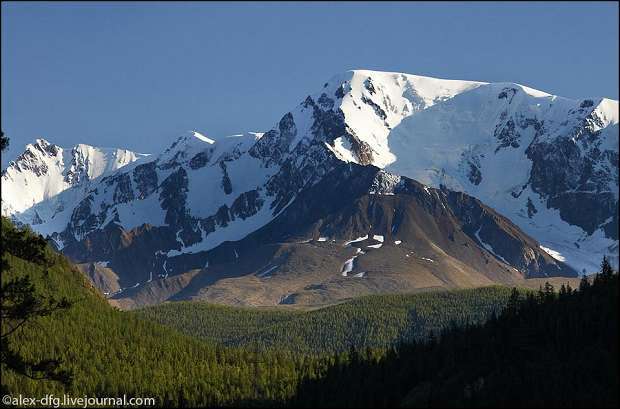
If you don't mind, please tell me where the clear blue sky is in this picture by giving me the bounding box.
[2,1,618,165]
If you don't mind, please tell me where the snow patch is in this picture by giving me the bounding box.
[539,245,566,262]
[257,265,278,278]
[344,235,368,246]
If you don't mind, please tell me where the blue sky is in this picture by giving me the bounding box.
[2,1,618,165]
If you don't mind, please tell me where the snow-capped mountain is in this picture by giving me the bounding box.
[2,69,616,307]
[1,138,147,218]
[251,69,618,273]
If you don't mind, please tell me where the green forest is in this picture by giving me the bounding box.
[1,217,618,407]
[292,266,619,408]
[134,286,515,354]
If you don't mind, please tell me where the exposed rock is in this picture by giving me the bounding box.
[220,162,233,194]
[133,161,158,200]
[230,190,264,220]
[189,150,211,169]
[159,168,188,226]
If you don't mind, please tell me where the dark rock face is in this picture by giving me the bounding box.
[214,205,231,227]
[220,162,233,194]
[309,102,346,142]
[348,133,374,165]
[494,114,543,153]
[335,85,345,99]
[69,195,102,239]
[468,162,482,186]
[498,87,518,102]
[495,119,520,150]
[112,173,135,204]
[189,150,212,170]
[548,192,617,238]
[264,141,337,215]
[230,190,263,220]
[133,161,158,199]
[528,139,584,196]
[159,168,188,226]
[364,77,377,95]
[249,112,298,165]
[318,93,335,110]
[9,148,50,177]
[361,95,387,121]
[526,125,618,239]
[580,99,594,108]
[526,197,537,218]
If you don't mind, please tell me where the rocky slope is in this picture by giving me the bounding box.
[2,69,615,307]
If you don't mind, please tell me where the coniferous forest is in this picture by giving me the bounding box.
[1,216,618,407]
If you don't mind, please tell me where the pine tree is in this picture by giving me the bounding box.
[1,133,73,387]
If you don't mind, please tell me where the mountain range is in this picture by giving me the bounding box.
[2,69,617,308]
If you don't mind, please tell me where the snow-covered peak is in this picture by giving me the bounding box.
[251,68,617,273]
[592,98,619,127]
[269,69,487,168]
[1,139,147,217]
[158,130,263,169]
[70,143,148,181]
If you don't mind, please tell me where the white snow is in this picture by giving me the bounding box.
[373,235,384,242]
[394,240,402,245]
[341,247,364,277]
[317,237,328,242]
[367,243,383,249]
[330,137,357,163]
[539,245,566,262]
[341,257,355,276]
[344,235,368,246]
[192,130,215,144]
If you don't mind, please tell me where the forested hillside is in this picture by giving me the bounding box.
[292,262,619,408]
[134,287,515,354]
[1,217,323,406]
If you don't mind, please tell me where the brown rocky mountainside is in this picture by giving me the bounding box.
[77,163,575,309]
